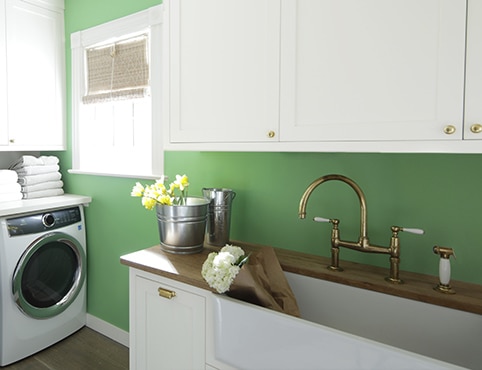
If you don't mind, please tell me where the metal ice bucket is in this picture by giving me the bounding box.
[156,197,209,254]
[202,188,236,246]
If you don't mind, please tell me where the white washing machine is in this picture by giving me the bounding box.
[0,205,87,366]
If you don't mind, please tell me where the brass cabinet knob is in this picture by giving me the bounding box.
[9,139,14,143]
[267,130,276,138]
[470,123,482,134]
[443,125,456,135]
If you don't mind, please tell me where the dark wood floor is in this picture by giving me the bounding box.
[2,327,128,370]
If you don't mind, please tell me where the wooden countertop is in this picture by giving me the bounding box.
[120,240,482,316]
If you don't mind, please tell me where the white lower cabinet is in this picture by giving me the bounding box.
[205,366,219,370]
[129,269,207,370]
[129,268,233,370]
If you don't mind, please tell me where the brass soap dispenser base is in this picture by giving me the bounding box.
[434,283,455,294]
[433,246,456,294]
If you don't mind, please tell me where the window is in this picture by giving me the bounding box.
[70,5,163,178]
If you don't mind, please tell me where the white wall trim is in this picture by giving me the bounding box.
[86,314,129,348]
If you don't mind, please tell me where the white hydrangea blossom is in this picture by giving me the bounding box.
[220,245,245,261]
[201,245,246,293]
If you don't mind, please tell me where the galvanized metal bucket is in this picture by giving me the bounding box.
[202,188,236,246]
[156,197,209,254]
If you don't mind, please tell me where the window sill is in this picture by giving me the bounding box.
[68,169,162,180]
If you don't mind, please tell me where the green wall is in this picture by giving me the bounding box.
[57,0,482,332]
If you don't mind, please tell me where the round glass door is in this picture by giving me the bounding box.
[12,232,86,319]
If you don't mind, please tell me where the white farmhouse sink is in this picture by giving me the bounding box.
[210,271,481,369]
[212,294,461,370]
[285,272,481,369]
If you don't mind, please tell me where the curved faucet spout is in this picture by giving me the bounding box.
[298,174,368,241]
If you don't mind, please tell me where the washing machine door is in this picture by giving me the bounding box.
[12,232,86,319]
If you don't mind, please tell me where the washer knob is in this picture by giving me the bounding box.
[42,213,55,227]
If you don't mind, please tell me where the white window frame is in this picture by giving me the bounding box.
[70,5,163,179]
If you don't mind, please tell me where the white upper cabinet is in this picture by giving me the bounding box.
[465,0,482,140]
[0,1,8,146]
[279,0,466,142]
[166,0,281,143]
[1,0,65,150]
[164,0,482,152]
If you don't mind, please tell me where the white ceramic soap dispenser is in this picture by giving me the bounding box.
[433,246,456,294]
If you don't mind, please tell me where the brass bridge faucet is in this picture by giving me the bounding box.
[298,174,424,284]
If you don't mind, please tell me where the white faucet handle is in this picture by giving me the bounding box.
[401,227,425,235]
[313,216,331,223]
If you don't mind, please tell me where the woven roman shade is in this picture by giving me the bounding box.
[83,34,149,104]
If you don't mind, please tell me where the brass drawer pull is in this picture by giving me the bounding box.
[158,287,176,299]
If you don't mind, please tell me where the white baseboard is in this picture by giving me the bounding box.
[86,314,129,348]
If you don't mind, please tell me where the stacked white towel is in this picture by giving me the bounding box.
[9,155,64,199]
[0,170,22,202]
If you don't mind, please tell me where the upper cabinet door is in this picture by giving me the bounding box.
[167,0,281,143]
[0,0,8,146]
[465,0,482,140]
[5,0,65,149]
[279,0,467,142]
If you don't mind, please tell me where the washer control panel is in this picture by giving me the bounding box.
[7,207,82,236]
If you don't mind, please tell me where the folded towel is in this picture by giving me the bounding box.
[9,155,59,169]
[0,192,23,202]
[21,181,63,193]
[0,170,18,184]
[15,164,60,176]
[22,188,64,199]
[17,172,62,185]
[0,183,21,194]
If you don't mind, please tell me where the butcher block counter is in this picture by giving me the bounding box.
[120,240,482,316]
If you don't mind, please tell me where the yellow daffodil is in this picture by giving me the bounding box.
[169,183,176,194]
[174,174,189,191]
[131,174,191,209]
[158,194,173,205]
[142,196,157,210]
[130,182,144,197]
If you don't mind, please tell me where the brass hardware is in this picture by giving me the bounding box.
[443,125,456,135]
[158,287,176,299]
[433,246,456,260]
[326,218,343,272]
[470,123,482,134]
[267,131,275,138]
[9,139,14,143]
[433,283,455,294]
[299,174,424,284]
